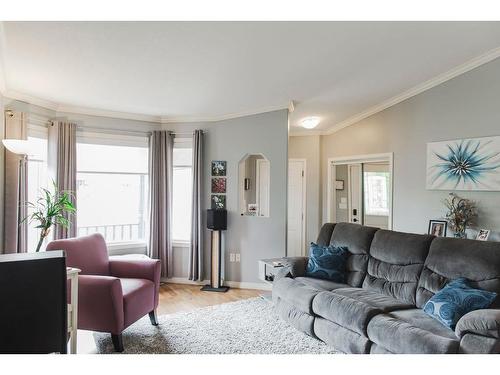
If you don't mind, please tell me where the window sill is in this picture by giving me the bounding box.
[173,240,190,248]
[107,241,147,251]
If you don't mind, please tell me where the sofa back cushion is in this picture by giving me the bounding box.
[416,237,500,308]
[329,223,379,287]
[316,223,336,246]
[363,230,434,305]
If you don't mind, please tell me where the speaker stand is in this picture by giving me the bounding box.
[201,229,230,293]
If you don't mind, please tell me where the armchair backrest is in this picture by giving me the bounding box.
[46,233,109,275]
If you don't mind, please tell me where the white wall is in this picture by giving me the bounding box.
[321,58,500,240]
[288,135,321,245]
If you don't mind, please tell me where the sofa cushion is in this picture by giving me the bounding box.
[423,278,497,329]
[316,223,336,247]
[312,288,413,336]
[362,230,434,305]
[314,317,371,354]
[294,277,349,291]
[416,237,500,308]
[367,308,460,354]
[305,243,348,282]
[329,223,379,287]
[272,277,348,314]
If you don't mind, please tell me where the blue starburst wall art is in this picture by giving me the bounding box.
[426,136,500,191]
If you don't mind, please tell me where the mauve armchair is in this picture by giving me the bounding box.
[46,233,161,352]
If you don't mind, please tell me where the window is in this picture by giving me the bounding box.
[363,171,390,216]
[172,138,193,243]
[27,135,49,252]
[76,140,149,244]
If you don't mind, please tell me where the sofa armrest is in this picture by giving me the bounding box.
[279,257,309,278]
[78,275,124,334]
[109,259,161,307]
[455,309,500,339]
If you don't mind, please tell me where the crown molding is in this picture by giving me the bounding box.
[323,46,500,135]
[3,87,289,124]
[289,129,324,137]
[159,104,289,124]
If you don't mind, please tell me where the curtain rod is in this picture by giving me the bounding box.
[75,125,204,137]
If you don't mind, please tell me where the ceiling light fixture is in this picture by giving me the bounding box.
[300,117,320,129]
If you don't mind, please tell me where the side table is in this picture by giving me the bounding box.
[67,267,81,354]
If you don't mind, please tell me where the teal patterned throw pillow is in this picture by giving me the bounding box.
[305,243,348,283]
[423,278,497,329]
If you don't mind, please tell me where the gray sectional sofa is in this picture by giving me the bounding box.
[272,222,500,354]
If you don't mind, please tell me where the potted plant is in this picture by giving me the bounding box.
[443,193,477,239]
[25,182,76,252]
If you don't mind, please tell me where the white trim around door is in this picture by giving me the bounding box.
[326,153,394,229]
[287,158,307,256]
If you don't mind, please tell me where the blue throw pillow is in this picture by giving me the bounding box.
[423,278,497,329]
[305,243,348,283]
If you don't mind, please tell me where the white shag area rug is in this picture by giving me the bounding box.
[94,297,337,354]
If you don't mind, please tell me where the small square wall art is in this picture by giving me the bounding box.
[211,194,226,210]
[212,177,226,194]
[211,160,227,176]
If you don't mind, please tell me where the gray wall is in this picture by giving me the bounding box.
[288,135,321,245]
[321,58,500,240]
[1,99,288,283]
[162,109,289,283]
[334,164,348,223]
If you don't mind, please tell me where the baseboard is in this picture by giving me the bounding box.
[162,277,272,291]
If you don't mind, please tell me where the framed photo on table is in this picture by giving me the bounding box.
[428,220,447,237]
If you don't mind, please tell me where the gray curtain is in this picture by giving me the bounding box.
[3,111,28,254]
[148,130,173,277]
[189,130,204,281]
[49,121,77,239]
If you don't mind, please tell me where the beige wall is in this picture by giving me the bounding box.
[288,135,321,245]
[321,58,500,240]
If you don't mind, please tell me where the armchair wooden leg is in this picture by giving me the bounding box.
[149,310,159,326]
[111,333,124,352]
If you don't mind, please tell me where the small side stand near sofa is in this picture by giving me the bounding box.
[272,222,500,354]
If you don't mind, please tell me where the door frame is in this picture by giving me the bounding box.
[326,153,393,229]
[347,163,363,224]
[288,158,307,256]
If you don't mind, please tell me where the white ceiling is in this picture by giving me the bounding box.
[2,22,500,133]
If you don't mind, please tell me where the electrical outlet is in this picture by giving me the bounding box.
[229,253,235,262]
[235,253,241,262]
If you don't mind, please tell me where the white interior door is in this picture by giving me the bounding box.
[348,163,362,225]
[256,159,270,217]
[287,160,306,256]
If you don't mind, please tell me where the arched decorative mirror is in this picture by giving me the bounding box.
[239,153,270,217]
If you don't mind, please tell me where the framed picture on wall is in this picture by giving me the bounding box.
[211,194,226,209]
[335,180,344,190]
[428,220,447,237]
[211,161,227,176]
[211,178,226,193]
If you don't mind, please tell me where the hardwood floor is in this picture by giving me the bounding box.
[157,282,264,315]
[77,282,264,353]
